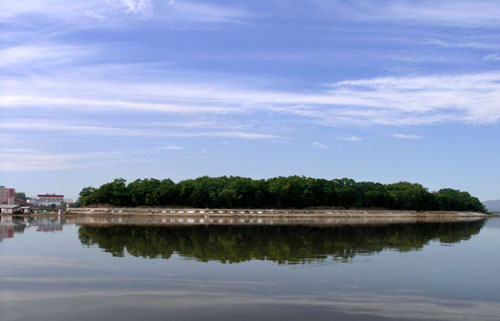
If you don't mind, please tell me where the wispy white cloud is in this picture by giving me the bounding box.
[323,72,500,125]
[386,53,464,65]
[168,1,248,23]
[0,44,95,68]
[339,136,362,142]
[122,0,153,16]
[336,0,500,28]
[149,121,250,130]
[483,54,500,62]
[422,39,500,50]
[392,133,423,140]
[0,0,249,28]
[0,148,39,153]
[0,121,281,140]
[2,70,500,127]
[312,141,328,149]
[0,149,93,172]
[0,148,154,172]
[154,145,184,151]
[0,95,236,114]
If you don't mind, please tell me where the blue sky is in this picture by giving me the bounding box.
[0,0,499,201]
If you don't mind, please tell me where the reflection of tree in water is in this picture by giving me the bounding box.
[12,224,26,234]
[78,221,485,264]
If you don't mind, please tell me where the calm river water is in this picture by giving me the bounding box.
[1,216,500,321]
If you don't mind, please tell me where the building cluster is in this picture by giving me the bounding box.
[0,185,74,214]
[28,194,65,207]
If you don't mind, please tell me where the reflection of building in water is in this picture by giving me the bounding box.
[0,215,31,240]
[34,220,63,232]
[0,215,13,223]
[0,224,14,240]
[0,215,63,240]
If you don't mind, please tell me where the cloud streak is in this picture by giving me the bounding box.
[484,54,500,62]
[392,133,423,140]
[0,121,281,140]
[312,142,328,149]
[154,145,184,151]
[339,136,362,142]
[0,0,249,29]
[0,148,158,172]
[0,44,95,69]
[2,69,499,127]
[0,149,108,172]
[336,0,500,28]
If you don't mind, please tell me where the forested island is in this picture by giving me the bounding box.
[78,176,486,212]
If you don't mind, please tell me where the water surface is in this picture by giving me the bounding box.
[1,216,499,320]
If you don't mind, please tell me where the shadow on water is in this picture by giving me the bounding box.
[78,219,486,264]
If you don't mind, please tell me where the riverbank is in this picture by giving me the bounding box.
[63,213,489,227]
[66,207,487,218]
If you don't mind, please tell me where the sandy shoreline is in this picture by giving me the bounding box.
[62,214,487,227]
[66,207,487,217]
[64,207,489,224]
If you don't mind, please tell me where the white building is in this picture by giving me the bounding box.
[29,194,65,207]
[0,204,20,214]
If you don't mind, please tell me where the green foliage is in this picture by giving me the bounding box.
[15,192,27,201]
[434,188,486,212]
[109,178,129,206]
[77,176,487,212]
[78,186,97,206]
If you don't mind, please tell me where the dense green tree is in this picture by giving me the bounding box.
[15,192,27,201]
[332,178,357,208]
[79,187,97,206]
[386,182,429,210]
[268,176,291,208]
[77,176,487,212]
[94,182,114,205]
[218,188,238,208]
[150,179,178,206]
[128,178,161,206]
[110,178,130,206]
[434,189,485,212]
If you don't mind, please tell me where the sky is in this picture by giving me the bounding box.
[0,0,499,201]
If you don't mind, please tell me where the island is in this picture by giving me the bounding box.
[64,176,490,220]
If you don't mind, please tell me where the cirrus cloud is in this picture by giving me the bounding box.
[392,133,423,140]
[2,69,500,127]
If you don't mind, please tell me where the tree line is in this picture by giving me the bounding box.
[78,176,486,212]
